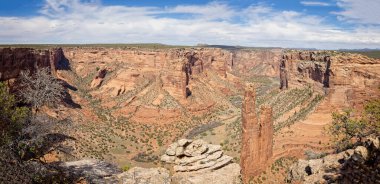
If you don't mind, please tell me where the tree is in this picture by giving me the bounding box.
[18,68,65,112]
[329,99,380,152]
[0,82,29,145]
[363,99,380,133]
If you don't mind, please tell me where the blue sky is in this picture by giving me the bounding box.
[0,0,379,49]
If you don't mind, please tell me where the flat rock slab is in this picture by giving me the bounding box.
[61,159,122,183]
[112,167,171,184]
[172,163,241,184]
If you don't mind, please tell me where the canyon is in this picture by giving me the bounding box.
[1,45,379,183]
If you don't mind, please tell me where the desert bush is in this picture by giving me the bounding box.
[329,99,380,151]
[0,82,29,145]
[0,82,76,183]
[17,68,65,112]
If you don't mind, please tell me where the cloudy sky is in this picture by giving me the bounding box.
[0,0,379,49]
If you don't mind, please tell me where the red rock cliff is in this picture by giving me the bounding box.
[280,51,380,111]
[280,51,331,90]
[0,47,64,81]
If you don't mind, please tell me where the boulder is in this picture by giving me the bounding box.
[160,154,176,164]
[165,142,178,156]
[353,146,368,161]
[184,139,208,157]
[175,146,185,156]
[178,139,192,147]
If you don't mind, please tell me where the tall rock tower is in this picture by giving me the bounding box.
[280,55,288,89]
[240,83,274,183]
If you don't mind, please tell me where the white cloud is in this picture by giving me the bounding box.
[167,2,235,20]
[0,0,379,49]
[335,0,380,25]
[300,1,331,6]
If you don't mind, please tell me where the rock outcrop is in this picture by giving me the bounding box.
[90,68,107,88]
[240,84,274,183]
[287,136,380,184]
[0,47,64,81]
[60,159,122,183]
[161,139,241,183]
[172,163,241,184]
[109,167,170,184]
[60,159,171,184]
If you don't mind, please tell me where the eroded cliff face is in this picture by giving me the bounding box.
[240,84,274,183]
[0,47,64,81]
[280,51,380,111]
[231,49,281,78]
[59,47,281,125]
[280,51,331,90]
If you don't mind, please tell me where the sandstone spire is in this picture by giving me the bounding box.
[240,84,274,183]
[280,55,288,89]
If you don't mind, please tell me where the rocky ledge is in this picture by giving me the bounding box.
[60,159,171,184]
[161,139,241,184]
[287,136,380,184]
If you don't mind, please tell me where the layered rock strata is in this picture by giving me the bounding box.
[280,51,331,90]
[0,47,64,81]
[240,84,274,183]
[161,139,241,183]
[280,51,380,112]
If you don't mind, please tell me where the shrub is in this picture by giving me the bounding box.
[0,82,29,145]
[122,165,131,171]
[329,99,380,151]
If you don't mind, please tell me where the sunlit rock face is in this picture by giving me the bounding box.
[281,51,380,111]
[240,83,274,183]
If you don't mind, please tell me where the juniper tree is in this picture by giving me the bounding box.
[18,68,65,112]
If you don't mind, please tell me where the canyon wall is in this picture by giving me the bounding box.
[280,51,331,90]
[240,84,274,183]
[231,49,282,77]
[0,47,64,81]
[280,51,380,110]
[59,47,281,123]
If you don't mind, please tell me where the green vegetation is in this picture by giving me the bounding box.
[0,82,29,145]
[122,164,131,172]
[275,94,323,132]
[328,99,380,151]
[346,50,380,59]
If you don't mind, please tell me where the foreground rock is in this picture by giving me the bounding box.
[107,167,170,184]
[172,163,241,184]
[287,136,380,183]
[61,159,122,183]
[161,139,241,183]
[61,160,170,184]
